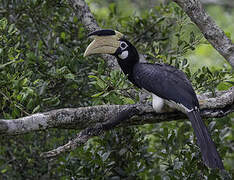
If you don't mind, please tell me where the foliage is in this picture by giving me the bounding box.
[88,67,136,105]
[0,0,233,179]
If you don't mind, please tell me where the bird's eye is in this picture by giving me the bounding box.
[120,42,128,49]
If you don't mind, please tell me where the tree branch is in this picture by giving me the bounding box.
[42,87,234,158]
[41,106,139,158]
[67,0,99,33]
[173,0,234,68]
[0,87,233,136]
[1,0,232,140]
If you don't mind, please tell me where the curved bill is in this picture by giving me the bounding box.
[84,30,123,57]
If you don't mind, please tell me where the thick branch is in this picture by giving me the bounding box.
[173,0,234,68]
[67,0,99,33]
[0,88,233,136]
[42,87,234,158]
[41,106,139,158]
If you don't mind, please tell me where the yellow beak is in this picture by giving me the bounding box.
[84,31,123,57]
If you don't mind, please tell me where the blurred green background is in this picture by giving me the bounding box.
[0,0,233,179]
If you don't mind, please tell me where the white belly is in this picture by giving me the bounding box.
[152,93,193,113]
[152,94,165,113]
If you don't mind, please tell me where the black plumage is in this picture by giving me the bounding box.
[115,38,224,169]
[84,29,224,169]
[132,63,198,111]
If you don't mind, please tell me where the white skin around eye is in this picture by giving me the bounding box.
[120,41,128,49]
[118,50,129,59]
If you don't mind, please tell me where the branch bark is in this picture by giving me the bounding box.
[173,0,234,68]
[41,106,139,158]
[41,86,234,158]
[67,0,99,33]
[1,87,233,136]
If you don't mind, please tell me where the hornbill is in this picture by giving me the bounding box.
[84,29,224,169]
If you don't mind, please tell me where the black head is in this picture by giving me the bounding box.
[113,37,139,61]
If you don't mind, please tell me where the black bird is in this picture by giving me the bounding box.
[84,29,224,169]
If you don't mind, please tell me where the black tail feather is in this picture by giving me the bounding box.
[187,110,224,169]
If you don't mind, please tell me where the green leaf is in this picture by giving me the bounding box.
[32,105,40,113]
[0,18,7,30]
[39,82,48,95]
[122,97,135,104]
[0,60,16,70]
[88,75,98,79]
[61,32,66,40]
[96,79,106,89]
[64,73,75,80]
[1,168,7,173]
[27,99,34,110]
[13,107,20,117]
[101,92,110,97]
[101,151,111,162]
[225,81,234,85]
[225,31,231,39]
[8,24,15,34]
[91,92,104,97]
[119,148,127,156]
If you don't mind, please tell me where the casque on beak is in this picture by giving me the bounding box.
[84,30,124,57]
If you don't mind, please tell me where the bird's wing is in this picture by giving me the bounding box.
[132,63,199,111]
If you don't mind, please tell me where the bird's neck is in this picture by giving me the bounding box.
[117,55,139,83]
[117,58,138,75]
